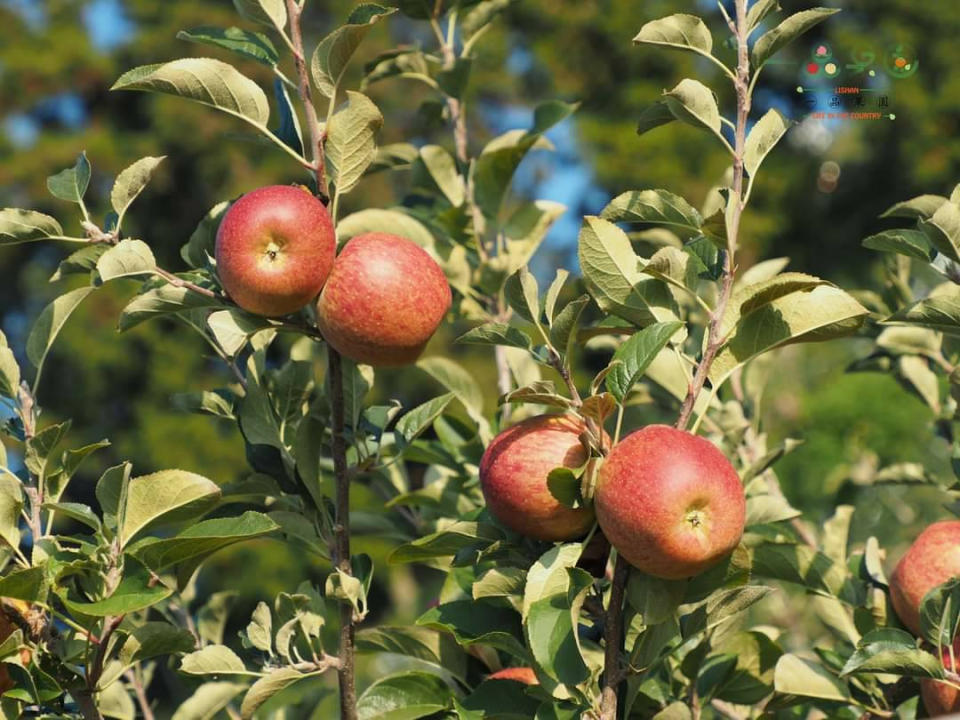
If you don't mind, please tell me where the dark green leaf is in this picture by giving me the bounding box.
[606,321,683,402]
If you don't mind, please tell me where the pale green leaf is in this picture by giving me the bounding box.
[111,156,166,225]
[326,91,383,195]
[119,469,221,547]
[633,14,713,56]
[96,239,157,282]
[310,4,396,98]
[752,8,841,69]
[744,109,791,177]
[177,26,279,66]
[181,645,250,676]
[47,152,91,205]
[0,208,64,245]
[600,189,702,239]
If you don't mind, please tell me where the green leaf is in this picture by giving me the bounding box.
[119,469,221,547]
[394,393,454,448]
[172,682,248,720]
[310,4,396,98]
[881,194,948,220]
[746,0,780,35]
[207,309,270,357]
[456,323,531,350]
[42,501,100,532]
[601,189,703,239]
[0,475,23,550]
[112,59,270,129]
[862,229,935,261]
[886,287,960,335]
[356,671,454,720]
[633,14,714,58]
[840,628,943,678]
[240,668,312,719]
[919,578,960,650]
[636,101,676,137]
[388,521,502,564]
[177,26,279,66]
[357,626,468,682]
[0,331,20,401]
[119,284,223,331]
[752,8,841,69]
[232,0,287,29]
[47,152,91,205]
[744,109,791,177]
[326,91,383,195]
[60,562,172,616]
[96,239,157,282]
[128,511,278,572]
[549,295,590,361]
[26,286,95,382]
[245,601,273,654]
[462,0,514,38]
[118,622,197,667]
[460,677,540,719]
[50,244,107,283]
[627,571,687,626]
[773,654,850,702]
[0,566,47,603]
[416,145,465,206]
[0,208,64,245]
[111,156,166,226]
[663,79,729,150]
[96,462,131,532]
[711,284,867,384]
[416,357,487,431]
[182,200,230,268]
[606,321,683,403]
[504,267,541,325]
[921,198,960,262]
[181,645,250,675]
[543,269,569,324]
[577,216,679,327]
[417,600,526,659]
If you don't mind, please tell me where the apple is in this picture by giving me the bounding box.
[215,185,335,317]
[921,638,960,717]
[317,232,451,366]
[480,414,596,542]
[889,520,960,636]
[594,425,745,580]
[487,667,538,685]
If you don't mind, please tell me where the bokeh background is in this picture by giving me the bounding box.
[1,0,958,713]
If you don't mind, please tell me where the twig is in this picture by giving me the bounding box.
[599,556,628,720]
[124,667,156,720]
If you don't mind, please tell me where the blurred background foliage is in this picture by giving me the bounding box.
[0,0,958,712]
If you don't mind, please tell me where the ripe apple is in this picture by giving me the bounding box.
[480,414,596,542]
[215,185,335,317]
[317,232,451,366]
[921,638,960,717]
[889,520,960,636]
[594,425,745,580]
[487,667,538,685]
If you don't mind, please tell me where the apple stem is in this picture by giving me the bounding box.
[600,2,752,717]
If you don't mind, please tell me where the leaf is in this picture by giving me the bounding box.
[60,562,172,616]
[128,511,278,572]
[627,571,687,625]
[96,239,157,282]
[862,229,935,261]
[172,682,247,720]
[394,394,454,448]
[462,0,514,37]
[388,521,502,564]
[546,468,582,509]
[356,671,454,720]
[47,152,91,205]
[840,628,943,678]
[710,284,867,383]
[112,58,270,128]
[921,199,960,263]
[919,578,960,650]
[416,145,465,206]
[207,309,270,357]
[42,501,101,532]
[311,4,396,98]
[744,109,791,177]
[752,8,841,69]
[578,216,679,327]
[181,645,250,676]
[177,26,279,66]
[119,469,221,547]
[633,14,714,59]
[746,0,780,35]
[504,267,541,324]
[118,622,197,668]
[110,156,166,226]
[606,321,683,402]
[416,357,486,428]
[663,79,728,150]
[0,208,64,245]
[0,331,19,400]
[549,296,590,361]
[232,0,287,29]
[119,284,223,331]
[357,626,467,682]
[0,476,23,550]
[881,194,948,220]
[326,91,383,195]
[417,600,526,658]
[26,286,95,379]
[240,668,311,719]
[245,601,273,654]
[0,566,47,602]
[526,566,593,692]
[456,323,531,349]
[600,189,702,239]
[773,654,850,702]
[543,269,569,324]
[636,101,676,137]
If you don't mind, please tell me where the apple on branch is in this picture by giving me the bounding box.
[889,520,960,636]
[215,185,336,317]
[317,232,451,367]
[594,425,746,580]
[480,414,596,542]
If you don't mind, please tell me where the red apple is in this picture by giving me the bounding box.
[922,639,960,717]
[215,185,335,317]
[594,425,745,580]
[480,414,596,542]
[487,667,538,685]
[889,521,960,636]
[317,233,451,366]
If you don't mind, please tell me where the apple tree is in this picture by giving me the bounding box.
[0,0,958,718]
